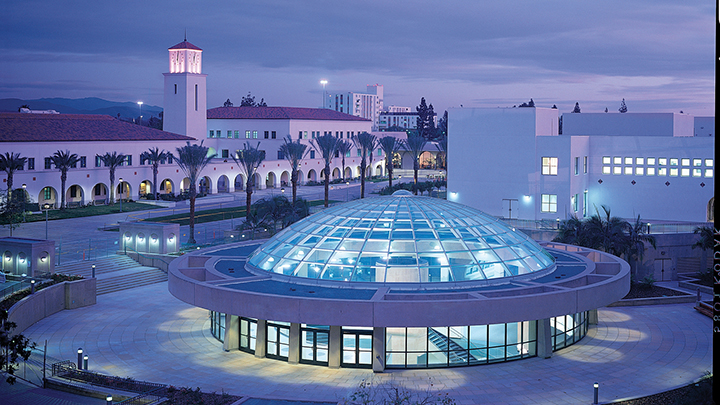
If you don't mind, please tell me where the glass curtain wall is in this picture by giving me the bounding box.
[239,317,258,354]
[266,321,291,360]
[300,325,329,365]
[210,311,225,343]
[551,312,588,351]
[342,327,373,368]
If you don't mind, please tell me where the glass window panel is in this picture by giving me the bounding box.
[352,266,377,282]
[391,230,414,239]
[613,156,622,164]
[449,326,469,349]
[670,168,678,176]
[406,328,427,351]
[367,230,390,240]
[658,168,667,176]
[635,167,644,175]
[624,167,632,175]
[339,239,365,251]
[343,351,356,363]
[285,246,309,261]
[386,328,406,351]
[440,240,466,252]
[647,157,656,165]
[274,259,299,275]
[613,166,621,175]
[705,159,713,166]
[302,347,314,360]
[321,265,353,281]
[705,169,713,177]
[624,157,632,164]
[329,251,360,265]
[488,347,505,362]
[488,324,505,347]
[363,240,389,252]
[469,349,487,364]
[405,352,425,367]
[316,349,328,362]
[635,157,644,165]
[602,166,611,174]
[390,240,415,251]
[681,158,690,166]
[647,167,655,176]
[317,237,342,250]
[693,159,702,167]
[386,352,406,366]
[670,158,678,166]
[602,156,611,164]
[681,168,690,177]
[658,158,667,165]
[427,351,448,366]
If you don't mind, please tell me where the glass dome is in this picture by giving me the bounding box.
[246,191,555,283]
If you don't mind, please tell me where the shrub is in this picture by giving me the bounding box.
[639,274,656,289]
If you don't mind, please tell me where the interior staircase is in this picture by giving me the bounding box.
[55,254,167,295]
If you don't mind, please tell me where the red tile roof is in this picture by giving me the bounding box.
[0,113,195,142]
[169,41,202,51]
[207,106,371,122]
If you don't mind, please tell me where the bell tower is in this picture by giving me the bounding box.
[163,39,207,138]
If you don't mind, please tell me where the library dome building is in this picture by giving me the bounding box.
[168,191,630,371]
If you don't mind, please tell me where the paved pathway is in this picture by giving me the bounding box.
[20,282,712,405]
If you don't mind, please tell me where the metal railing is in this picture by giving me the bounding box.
[55,236,120,265]
[501,218,710,235]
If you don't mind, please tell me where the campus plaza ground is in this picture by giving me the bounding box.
[2,178,714,404]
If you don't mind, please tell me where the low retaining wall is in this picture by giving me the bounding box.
[608,294,695,307]
[45,378,134,402]
[678,280,711,295]
[8,278,96,333]
[124,251,173,272]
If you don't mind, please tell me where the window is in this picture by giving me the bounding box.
[541,157,558,175]
[253,130,258,139]
[583,156,588,173]
[681,158,690,166]
[221,149,229,159]
[298,131,302,140]
[635,157,644,165]
[669,158,678,166]
[377,149,382,156]
[635,167,643,175]
[95,156,101,167]
[583,190,588,216]
[541,194,557,213]
[647,167,656,176]
[233,130,238,139]
[45,157,52,170]
[167,154,173,164]
[70,159,77,168]
[209,130,214,138]
[624,167,632,175]
[624,157,632,165]
[658,158,667,166]
[693,159,702,167]
[264,131,269,139]
[613,167,621,175]
[304,131,308,139]
[246,130,251,139]
[705,159,713,166]
[27,158,34,170]
[126,155,132,166]
[681,168,690,177]
[310,150,315,159]
[195,84,198,111]
[705,169,713,177]
[17,160,24,170]
[357,149,362,157]
[647,157,656,165]
[571,194,578,212]
[227,130,232,139]
[278,150,285,160]
[669,168,678,176]
[574,157,579,175]
[693,168,702,177]
[271,131,276,139]
[602,156,611,165]
[174,84,177,94]
[43,187,52,200]
[613,157,622,165]
[658,168,667,176]
[602,166,611,174]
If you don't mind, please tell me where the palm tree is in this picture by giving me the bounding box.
[140,147,171,199]
[553,215,589,247]
[352,132,377,199]
[175,142,216,244]
[278,136,307,203]
[311,134,339,207]
[232,142,266,219]
[336,139,353,182]
[378,136,402,189]
[585,205,630,257]
[626,215,657,279]
[0,152,27,200]
[403,132,428,195]
[692,226,713,250]
[96,152,127,205]
[50,150,79,210]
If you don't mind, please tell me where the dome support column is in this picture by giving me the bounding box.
[222,314,239,351]
[328,325,342,368]
[537,318,553,359]
[255,319,267,358]
[372,327,385,373]
[288,323,300,364]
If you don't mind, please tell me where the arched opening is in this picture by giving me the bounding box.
[392,152,402,169]
[217,175,229,193]
[375,164,383,177]
[344,167,352,180]
[253,173,262,189]
[280,171,290,187]
[37,250,51,273]
[307,169,317,183]
[140,180,152,198]
[297,170,305,185]
[199,176,212,195]
[419,151,435,169]
[92,183,107,205]
[66,184,85,206]
[181,177,191,193]
[38,186,58,208]
[116,181,130,202]
[160,178,174,195]
[266,172,276,188]
[332,167,341,180]
[234,174,245,191]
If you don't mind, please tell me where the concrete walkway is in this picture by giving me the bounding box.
[20,282,712,405]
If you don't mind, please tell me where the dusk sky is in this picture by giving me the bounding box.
[1,1,715,116]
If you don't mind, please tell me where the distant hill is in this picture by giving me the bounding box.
[0,97,163,120]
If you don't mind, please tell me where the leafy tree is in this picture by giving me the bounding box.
[278,136,307,203]
[254,195,310,233]
[311,134,339,207]
[352,132,378,199]
[436,110,448,138]
[0,152,27,200]
[336,140,352,182]
[96,152,128,205]
[140,148,171,199]
[553,215,589,247]
[175,142,216,244]
[378,136,402,189]
[50,150,79,210]
[415,97,437,141]
[572,102,581,113]
[605,107,609,113]
[240,92,267,107]
[619,98,627,113]
[0,189,30,236]
[223,99,234,107]
[1,309,35,385]
[626,215,656,279]
[233,142,266,220]
[585,205,630,257]
[147,115,163,130]
[551,104,557,109]
[518,99,535,107]
[692,226,714,250]
[403,132,428,195]
[17,104,30,112]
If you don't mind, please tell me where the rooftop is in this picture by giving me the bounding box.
[168,40,202,51]
[0,112,195,142]
[207,106,371,121]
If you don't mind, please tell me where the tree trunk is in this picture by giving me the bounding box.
[387,157,393,189]
[246,179,253,220]
[152,163,159,198]
[324,164,330,207]
[291,169,298,204]
[413,161,419,195]
[360,160,366,199]
[60,171,67,210]
[109,171,116,205]
[188,192,197,244]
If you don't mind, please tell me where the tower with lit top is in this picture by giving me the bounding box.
[163,39,207,138]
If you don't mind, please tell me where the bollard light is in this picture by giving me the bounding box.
[92,264,96,278]
[83,355,88,370]
[31,279,35,294]
[77,348,83,369]
[593,382,599,404]
[107,394,113,404]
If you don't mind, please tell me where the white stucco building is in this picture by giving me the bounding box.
[323,84,384,130]
[447,107,714,223]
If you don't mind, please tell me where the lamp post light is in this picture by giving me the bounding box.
[21,184,27,222]
[77,348,83,369]
[106,394,113,405]
[593,382,599,404]
[118,178,123,212]
[30,279,35,294]
[320,79,328,108]
[83,355,89,370]
[92,264,96,278]
[137,101,143,125]
[43,203,50,240]
[346,181,350,201]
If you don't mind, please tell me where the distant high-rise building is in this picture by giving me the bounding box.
[323,84,383,130]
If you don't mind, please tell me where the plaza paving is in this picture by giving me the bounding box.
[20,281,712,405]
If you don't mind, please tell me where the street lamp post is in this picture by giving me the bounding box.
[346,181,350,201]
[118,178,123,212]
[43,203,50,239]
[320,80,328,108]
[137,101,143,125]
